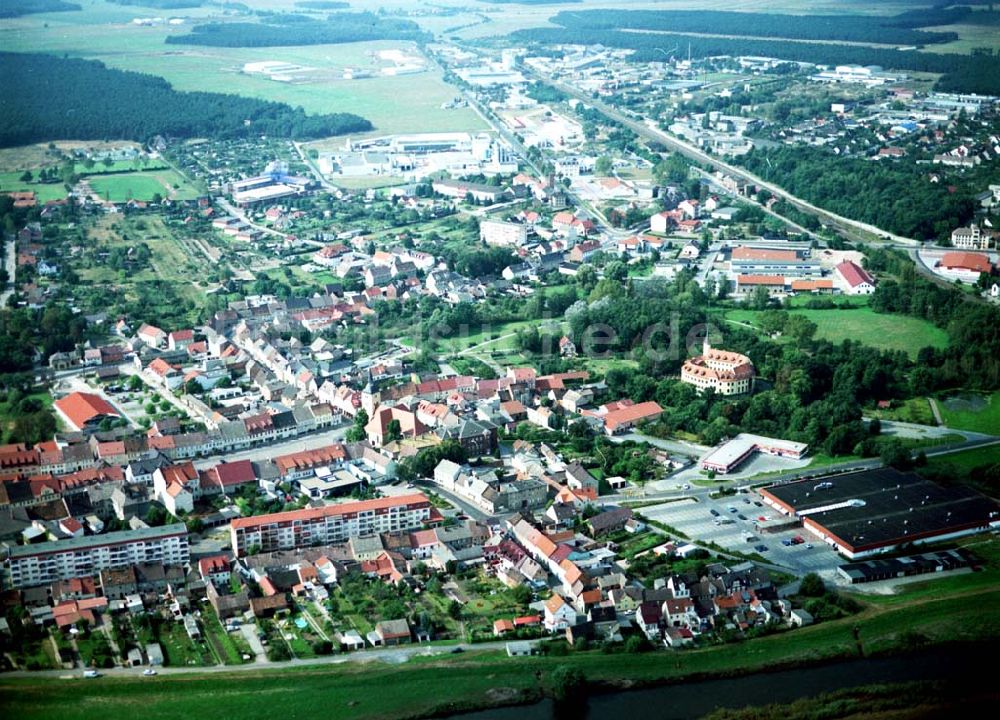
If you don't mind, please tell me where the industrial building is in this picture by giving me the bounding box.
[700,433,808,474]
[760,468,1000,559]
[837,548,976,584]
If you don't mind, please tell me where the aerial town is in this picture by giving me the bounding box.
[1,1,999,719]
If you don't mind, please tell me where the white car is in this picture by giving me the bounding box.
[142,669,157,676]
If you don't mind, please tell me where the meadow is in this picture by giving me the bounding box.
[725,305,949,360]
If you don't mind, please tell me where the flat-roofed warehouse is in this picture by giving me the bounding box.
[759,468,1000,559]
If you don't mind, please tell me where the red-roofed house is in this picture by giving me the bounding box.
[939,252,993,281]
[168,329,195,351]
[200,460,257,495]
[53,392,121,432]
[198,555,232,586]
[835,260,876,295]
[603,401,663,435]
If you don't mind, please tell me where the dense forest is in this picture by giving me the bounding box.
[166,12,429,47]
[293,1,349,8]
[737,146,976,241]
[544,9,960,46]
[866,247,1000,391]
[0,0,79,17]
[0,53,372,147]
[512,25,1000,95]
[106,0,203,8]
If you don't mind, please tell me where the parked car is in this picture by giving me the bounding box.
[737,513,747,521]
[142,669,157,676]
[710,509,720,517]
[781,539,793,547]
[805,543,814,549]
[83,670,100,679]
[754,544,769,552]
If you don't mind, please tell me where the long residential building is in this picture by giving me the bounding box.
[230,493,441,556]
[2,523,189,589]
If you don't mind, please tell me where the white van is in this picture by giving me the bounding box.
[83,670,100,678]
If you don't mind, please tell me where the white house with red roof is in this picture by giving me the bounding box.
[137,323,167,348]
[835,260,876,295]
[167,329,195,351]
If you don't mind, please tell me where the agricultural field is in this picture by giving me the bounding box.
[2,5,485,138]
[936,391,1000,435]
[725,306,949,360]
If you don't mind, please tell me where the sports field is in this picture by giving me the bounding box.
[726,306,948,360]
[87,169,200,202]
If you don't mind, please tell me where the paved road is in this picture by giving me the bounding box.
[3,641,509,679]
[192,425,351,469]
[0,236,15,305]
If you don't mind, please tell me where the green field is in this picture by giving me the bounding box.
[2,8,486,138]
[0,172,69,203]
[87,169,200,202]
[924,444,1000,475]
[936,391,1000,434]
[726,306,948,360]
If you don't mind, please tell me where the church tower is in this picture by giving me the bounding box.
[361,368,380,417]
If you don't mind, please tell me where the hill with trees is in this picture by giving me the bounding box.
[0,52,372,147]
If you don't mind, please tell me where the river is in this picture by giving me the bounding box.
[452,644,987,720]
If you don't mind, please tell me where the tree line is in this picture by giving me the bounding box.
[165,12,428,47]
[0,53,372,147]
[866,247,1000,391]
[545,9,960,46]
[737,145,976,241]
[0,0,79,18]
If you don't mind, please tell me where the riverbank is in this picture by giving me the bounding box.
[2,574,997,720]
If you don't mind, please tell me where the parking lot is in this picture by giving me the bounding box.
[641,491,846,582]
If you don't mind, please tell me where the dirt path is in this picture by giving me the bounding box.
[928,397,945,427]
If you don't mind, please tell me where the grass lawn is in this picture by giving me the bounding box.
[0,388,55,439]
[936,391,1000,434]
[923,444,1000,475]
[725,306,948,360]
[157,621,212,668]
[0,172,69,203]
[871,397,935,426]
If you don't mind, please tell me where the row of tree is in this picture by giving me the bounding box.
[545,8,960,45]
[0,53,372,147]
[166,12,428,47]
